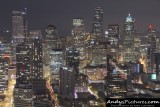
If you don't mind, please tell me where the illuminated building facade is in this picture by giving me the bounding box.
[29,30,42,40]
[134,33,141,60]
[74,74,88,93]
[123,13,135,62]
[12,10,27,45]
[91,41,109,65]
[0,41,11,61]
[31,39,43,80]
[50,49,65,93]
[50,49,64,75]
[108,24,119,59]
[92,6,103,40]
[14,85,32,107]
[66,48,80,75]
[43,25,58,65]
[106,69,127,98]
[71,18,85,64]
[59,67,75,99]
[43,25,58,77]
[15,43,31,85]
[0,58,9,93]
[147,26,157,73]
[153,52,160,77]
[83,65,107,82]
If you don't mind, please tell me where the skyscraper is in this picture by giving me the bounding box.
[124,14,135,32]
[43,25,59,79]
[43,25,58,65]
[108,24,119,47]
[14,43,32,107]
[29,30,42,40]
[123,13,135,62]
[66,48,80,75]
[106,68,127,98]
[92,7,103,40]
[15,43,31,85]
[0,58,9,94]
[147,26,157,73]
[108,24,119,59]
[72,18,85,60]
[59,67,76,99]
[12,10,27,45]
[31,39,43,80]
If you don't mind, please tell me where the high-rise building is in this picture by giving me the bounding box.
[0,58,9,94]
[15,43,31,85]
[106,69,127,98]
[123,13,135,62]
[59,67,76,99]
[108,24,119,59]
[29,30,42,40]
[31,39,43,80]
[66,48,80,75]
[92,6,103,40]
[43,25,59,78]
[14,84,32,107]
[71,18,85,61]
[43,25,58,65]
[147,26,157,73]
[90,41,109,65]
[50,49,65,93]
[12,10,27,45]
[108,24,119,47]
[153,51,160,77]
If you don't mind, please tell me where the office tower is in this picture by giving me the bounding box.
[83,65,107,81]
[66,48,80,75]
[153,52,160,78]
[59,67,75,99]
[12,10,27,45]
[29,30,42,40]
[92,6,103,40]
[106,69,127,98]
[43,25,58,65]
[32,79,52,107]
[50,49,64,76]
[50,49,65,94]
[147,26,157,73]
[31,39,43,80]
[14,43,33,107]
[75,74,88,93]
[108,24,119,59]
[0,40,12,61]
[43,25,58,78]
[134,33,141,60]
[123,13,135,62]
[90,41,109,65]
[15,43,31,85]
[71,18,85,68]
[108,24,119,47]
[0,58,9,94]
[14,86,32,107]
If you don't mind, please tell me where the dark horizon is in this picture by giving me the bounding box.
[0,0,160,36]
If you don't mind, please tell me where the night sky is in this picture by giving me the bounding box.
[0,0,160,36]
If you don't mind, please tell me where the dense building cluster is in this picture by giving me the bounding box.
[0,6,160,107]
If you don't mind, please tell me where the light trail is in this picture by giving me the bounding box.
[46,80,60,107]
[88,86,99,99]
[3,79,16,107]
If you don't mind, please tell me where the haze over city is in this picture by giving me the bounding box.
[0,0,160,107]
[0,0,160,35]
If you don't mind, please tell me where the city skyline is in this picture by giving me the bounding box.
[1,1,160,106]
[0,0,160,36]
